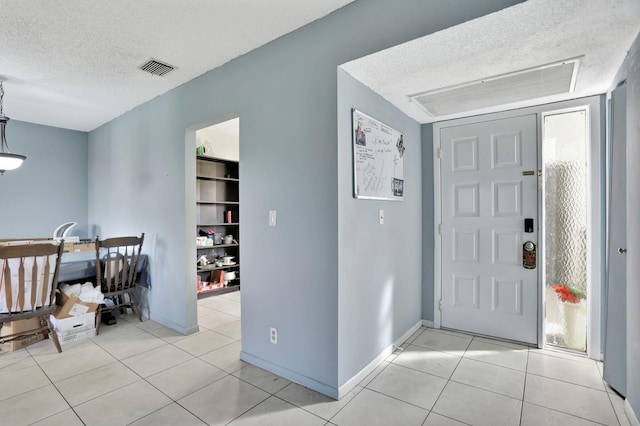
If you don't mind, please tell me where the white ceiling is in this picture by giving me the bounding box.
[341,0,640,124]
[0,0,353,131]
[2,1,638,133]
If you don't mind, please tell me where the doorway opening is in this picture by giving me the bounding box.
[542,108,589,352]
[194,117,241,301]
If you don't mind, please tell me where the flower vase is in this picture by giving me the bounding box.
[563,300,587,351]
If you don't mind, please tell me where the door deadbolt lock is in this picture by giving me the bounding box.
[523,241,536,269]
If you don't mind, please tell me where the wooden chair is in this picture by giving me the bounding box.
[94,233,144,335]
[0,242,64,353]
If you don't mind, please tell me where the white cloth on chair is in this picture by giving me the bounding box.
[59,282,105,304]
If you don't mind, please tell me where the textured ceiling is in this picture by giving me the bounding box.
[341,0,640,124]
[0,0,353,131]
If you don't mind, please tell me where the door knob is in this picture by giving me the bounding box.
[618,248,627,254]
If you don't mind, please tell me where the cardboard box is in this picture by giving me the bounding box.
[50,309,95,332]
[63,242,95,252]
[56,328,95,344]
[0,317,46,351]
[51,303,96,344]
[55,293,99,318]
[56,324,94,337]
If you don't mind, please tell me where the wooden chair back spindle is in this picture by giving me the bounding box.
[94,233,144,335]
[0,242,64,352]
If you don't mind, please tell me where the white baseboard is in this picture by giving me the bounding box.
[625,399,640,426]
[240,320,424,401]
[422,319,434,328]
[337,343,392,399]
[150,314,199,335]
[241,351,338,399]
[337,320,423,399]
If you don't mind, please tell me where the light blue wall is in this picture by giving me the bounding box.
[337,69,422,386]
[0,120,88,239]
[609,32,640,421]
[88,0,525,396]
[421,124,435,321]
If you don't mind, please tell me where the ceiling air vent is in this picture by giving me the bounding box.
[139,59,176,77]
[409,58,581,117]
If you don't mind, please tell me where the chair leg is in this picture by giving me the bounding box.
[46,316,62,353]
[128,291,143,322]
[95,310,102,336]
[130,303,143,322]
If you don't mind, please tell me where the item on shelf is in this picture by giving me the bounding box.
[196,236,213,247]
[214,259,223,267]
[225,210,232,223]
[224,271,236,281]
[214,234,223,245]
[222,255,235,264]
[196,142,211,156]
[198,255,209,267]
[223,235,233,244]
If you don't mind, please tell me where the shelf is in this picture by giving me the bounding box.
[197,263,240,272]
[197,155,238,165]
[196,175,239,182]
[196,153,240,298]
[197,201,239,205]
[197,283,240,299]
[196,243,239,250]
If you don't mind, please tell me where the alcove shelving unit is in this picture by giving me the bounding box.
[196,156,240,298]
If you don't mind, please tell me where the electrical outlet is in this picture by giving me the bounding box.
[269,210,277,227]
[270,327,278,344]
[378,209,384,225]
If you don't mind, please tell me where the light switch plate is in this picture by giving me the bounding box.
[379,209,384,225]
[269,210,277,227]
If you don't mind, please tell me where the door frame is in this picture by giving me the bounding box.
[433,96,603,358]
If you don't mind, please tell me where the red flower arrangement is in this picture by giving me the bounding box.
[550,284,586,304]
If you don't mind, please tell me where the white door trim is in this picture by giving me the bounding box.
[433,141,442,329]
[433,96,603,357]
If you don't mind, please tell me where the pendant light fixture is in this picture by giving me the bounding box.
[0,81,26,175]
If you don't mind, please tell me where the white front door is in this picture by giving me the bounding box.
[439,114,538,344]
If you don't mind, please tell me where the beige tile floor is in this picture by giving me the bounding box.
[0,291,632,425]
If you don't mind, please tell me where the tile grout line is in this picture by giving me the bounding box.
[459,351,529,374]
[423,333,473,424]
[68,314,226,423]
[27,349,87,425]
[51,326,172,424]
[268,393,333,425]
[125,304,243,425]
[523,348,619,425]
[518,346,531,426]
[5,300,241,425]
[523,400,610,425]
[604,385,627,426]
[525,370,611,393]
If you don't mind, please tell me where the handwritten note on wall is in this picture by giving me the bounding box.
[352,109,405,200]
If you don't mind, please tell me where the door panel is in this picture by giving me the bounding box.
[440,115,538,344]
[604,83,627,396]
